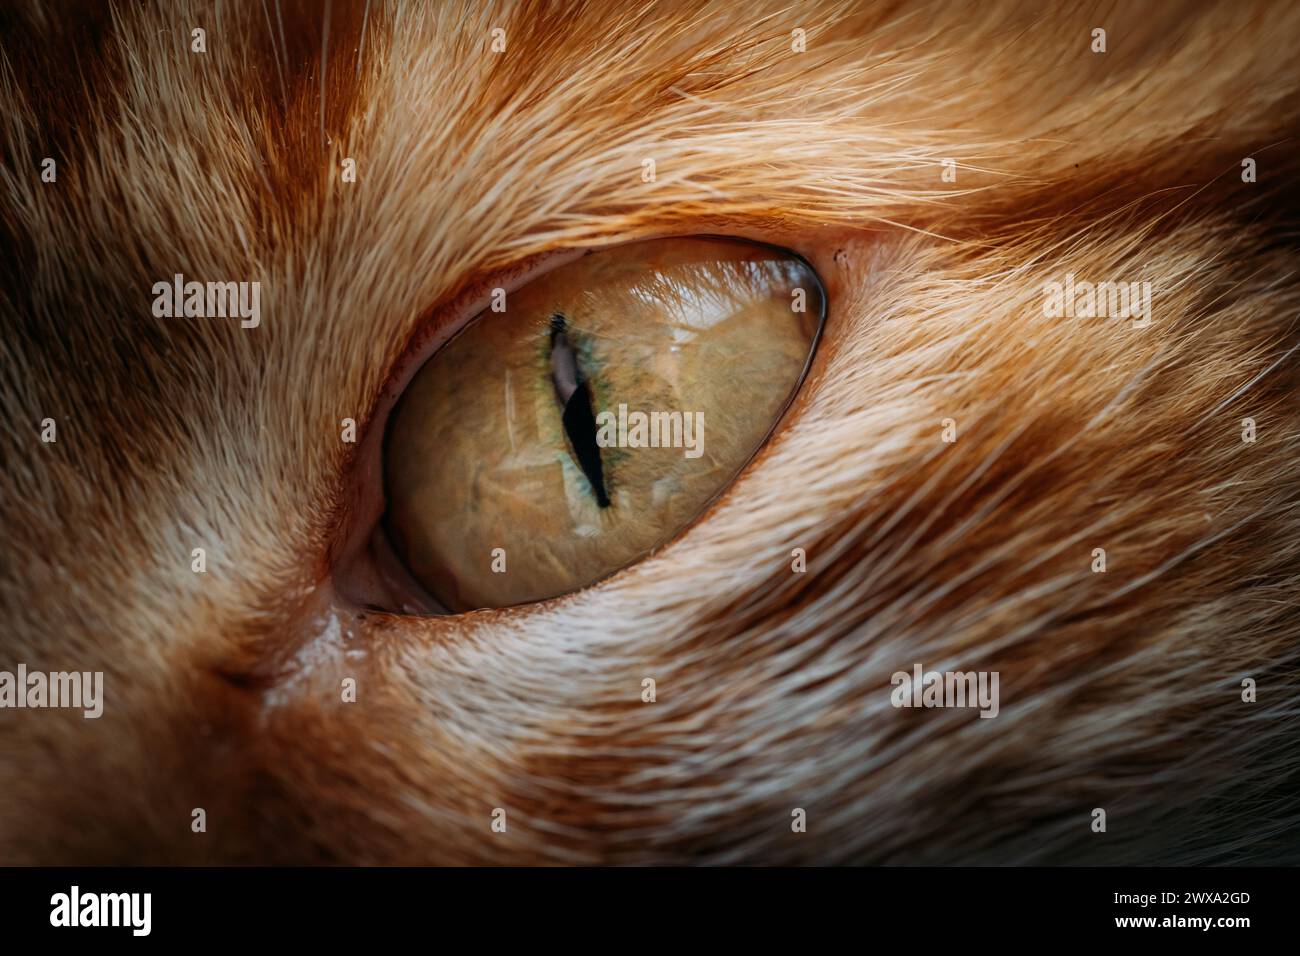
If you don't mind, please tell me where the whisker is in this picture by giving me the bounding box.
[356,0,370,82]
[259,0,287,111]
[320,0,332,149]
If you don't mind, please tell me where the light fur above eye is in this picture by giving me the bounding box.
[379,236,826,612]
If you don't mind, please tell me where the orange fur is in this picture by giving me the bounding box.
[1,0,1299,863]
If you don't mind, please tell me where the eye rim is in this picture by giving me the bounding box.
[332,234,829,617]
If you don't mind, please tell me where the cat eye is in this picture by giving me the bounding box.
[381,237,825,612]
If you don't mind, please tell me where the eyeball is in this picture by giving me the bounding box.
[382,236,826,611]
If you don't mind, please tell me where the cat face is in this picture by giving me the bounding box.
[1,0,1298,864]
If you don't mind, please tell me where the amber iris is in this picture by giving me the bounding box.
[383,237,825,611]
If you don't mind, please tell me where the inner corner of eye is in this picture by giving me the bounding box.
[376,236,826,614]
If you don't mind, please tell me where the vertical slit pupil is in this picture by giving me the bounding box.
[549,314,610,508]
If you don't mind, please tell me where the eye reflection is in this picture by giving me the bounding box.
[382,237,825,611]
